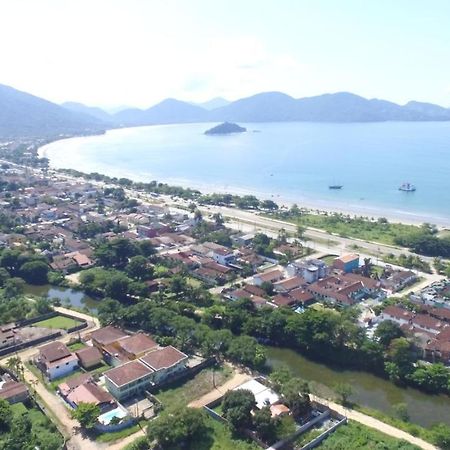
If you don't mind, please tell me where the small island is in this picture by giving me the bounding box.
[204,122,247,135]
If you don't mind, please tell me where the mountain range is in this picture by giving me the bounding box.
[1,82,450,139]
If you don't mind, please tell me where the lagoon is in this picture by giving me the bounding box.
[41,121,450,226]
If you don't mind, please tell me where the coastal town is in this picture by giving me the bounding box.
[0,143,448,450]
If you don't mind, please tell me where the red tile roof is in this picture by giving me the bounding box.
[140,346,187,371]
[91,326,128,346]
[39,341,71,363]
[105,360,153,387]
[118,333,158,356]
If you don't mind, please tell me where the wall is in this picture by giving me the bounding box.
[300,417,347,450]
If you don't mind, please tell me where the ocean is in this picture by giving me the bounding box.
[40,121,450,226]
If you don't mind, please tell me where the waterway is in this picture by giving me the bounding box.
[24,284,100,314]
[266,346,450,427]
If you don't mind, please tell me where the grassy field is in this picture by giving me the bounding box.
[273,212,422,246]
[33,315,81,330]
[95,420,147,443]
[317,421,420,449]
[154,365,233,412]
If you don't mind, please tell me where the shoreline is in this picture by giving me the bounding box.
[39,139,450,229]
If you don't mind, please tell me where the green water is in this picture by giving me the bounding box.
[266,346,450,427]
[24,284,100,313]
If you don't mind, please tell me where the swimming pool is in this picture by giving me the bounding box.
[98,406,128,425]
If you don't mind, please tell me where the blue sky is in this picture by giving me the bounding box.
[0,0,449,108]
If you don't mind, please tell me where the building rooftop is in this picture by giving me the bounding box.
[39,341,71,363]
[104,360,153,387]
[67,381,115,406]
[58,373,93,397]
[75,346,102,366]
[91,326,128,346]
[117,333,158,357]
[140,346,187,371]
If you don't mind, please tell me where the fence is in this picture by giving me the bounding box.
[0,330,62,357]
[300,417,347,450]
[94,417,137,433]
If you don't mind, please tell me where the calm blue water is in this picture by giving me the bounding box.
[41,122,450,226]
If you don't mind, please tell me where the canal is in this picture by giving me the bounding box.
[266,346,450,427]
[24,284,101,314]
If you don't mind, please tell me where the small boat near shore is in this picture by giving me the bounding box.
[399,182,416,192]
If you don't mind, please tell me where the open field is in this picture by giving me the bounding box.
[154,366,233,412]
[32,315,81,330]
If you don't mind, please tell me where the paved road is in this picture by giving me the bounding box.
[310,395,437,450]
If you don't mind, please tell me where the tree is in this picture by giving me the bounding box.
[226,335,266,368]
[296,224,306,240]
[222,389,256,430]
[375,320,403,348]
[5,411,32,450]
[253,406,276,441]
[334,382,353,405]
[126,255,152,280]
[71,402,100,428]
[19,260,49,284]
[392,403,409,422]
[212,212,224,226]
[3,277,25,298]
[282,378,311,419]
[147,407,207,449]
[386,337,415,380]
[261,199,278,211]
[0,398,12,431]
[261,281,274,296]
[105,272,131,300]
[270,365,293,391]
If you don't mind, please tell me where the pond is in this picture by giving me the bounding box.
[24,284,101,314]
[266,346,450,428]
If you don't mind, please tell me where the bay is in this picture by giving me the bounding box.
[41,121,450,226]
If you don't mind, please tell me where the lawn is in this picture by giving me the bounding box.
[49,368,85,390]
[189,416,260,450]
[154,365,233,412]
[95,421,147,443]
[32,315,82,330]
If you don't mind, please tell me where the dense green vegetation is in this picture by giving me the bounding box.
[271,206,450,257]
[0,399,63,450]
[317,421,420,449]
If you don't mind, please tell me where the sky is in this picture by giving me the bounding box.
[0,0,449,109]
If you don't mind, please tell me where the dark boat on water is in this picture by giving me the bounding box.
[329,184,343,190]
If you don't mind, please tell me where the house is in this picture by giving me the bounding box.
[273,276,306,293]
[90,326,128,351]
[232,233,255,247]
[58,373,93,397]
[380,306,414,326]
[381,270,417,293]
[251,269,284,286]
[36,341,79,380]
[289,288,315,306]
[67,380,115,411]
[75,346,103,369]
[104,360,154,400]
[0,374,29,404]
[203,242,235,266]
[104,333,159,366]
[234,379,279,410]
[139,346,188,385]
[333,254,360,273]
[271,293,297,308]
[308,274,376,306]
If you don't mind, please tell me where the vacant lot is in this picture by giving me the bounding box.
[32,315,81,330]
[154,366,233,412]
